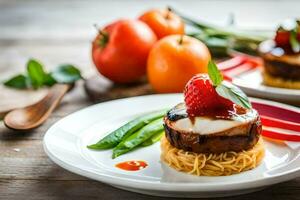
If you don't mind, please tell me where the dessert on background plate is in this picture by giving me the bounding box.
[259,19,300,89]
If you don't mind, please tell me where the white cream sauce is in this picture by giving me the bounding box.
[172,109,257,135]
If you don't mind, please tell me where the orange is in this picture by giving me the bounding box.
[139,8,184,39]
[147,35,211,93]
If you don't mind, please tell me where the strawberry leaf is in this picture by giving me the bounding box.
[216,81,252,109]
[208,60,223,86]
[289,29,300,53]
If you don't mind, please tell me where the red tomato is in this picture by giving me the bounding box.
[92,19,157,83]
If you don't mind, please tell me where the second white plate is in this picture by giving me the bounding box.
[233,68,300,104]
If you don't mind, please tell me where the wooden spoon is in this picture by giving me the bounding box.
[4,84,71,131]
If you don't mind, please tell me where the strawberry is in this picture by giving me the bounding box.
[183,60,251,117]
[217,95,234,110]
[274,30,290,47]
[184,74,219,116]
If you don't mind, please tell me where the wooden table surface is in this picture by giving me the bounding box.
[1,1,300,199]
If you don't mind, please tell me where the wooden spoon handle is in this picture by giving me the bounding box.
[40,84,71,119]
[4,84,71,130]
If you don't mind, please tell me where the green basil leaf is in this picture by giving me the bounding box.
[3,74,29,89]
[43,74,56,86]
[3,59,81,90]
[289,30,300,53]
[51,64,82,84]
[216,81,251,109]
[27,59,48,89]
[208,60,223,86]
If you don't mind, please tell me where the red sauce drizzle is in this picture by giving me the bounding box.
[115,160,148,171]
[188,104,247,120]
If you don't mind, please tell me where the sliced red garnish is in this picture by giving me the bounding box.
[252,100,300,142]
[262,129,300,142]
[252,102,300,124]
[219,56,261,81]
[261,115,300,133]
[222,62,258,78]
[217,56,247,71]
[223,74,233,82]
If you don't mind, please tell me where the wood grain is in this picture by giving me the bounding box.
[1,0,300,199]
[84,75,152,102]
[1,179,300,200]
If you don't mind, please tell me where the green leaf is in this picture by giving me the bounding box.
[3,74,29,89]
[289,29,300,53]
[51,64,82,84]
[216,81,252,109]
[27,59,48,89]
[208,60,223,86]
[3,59,82,90]
[43,74,56,86]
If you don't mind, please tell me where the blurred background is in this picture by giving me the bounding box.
[1,0,299,79]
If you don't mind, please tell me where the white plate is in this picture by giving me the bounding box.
[43,94,300,198]
[233,68,300,104]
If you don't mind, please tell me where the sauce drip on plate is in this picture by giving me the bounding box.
[115,160,148,171]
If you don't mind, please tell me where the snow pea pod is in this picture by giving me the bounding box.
[112,118,164,158]
[87,109,167,150]
[140,131,165,147]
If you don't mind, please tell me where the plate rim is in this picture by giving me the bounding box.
[43,94,300,192]
[232,69,300,97]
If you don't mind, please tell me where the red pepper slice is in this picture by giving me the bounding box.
[217,56,247,71]
[252,102,300,124]
[262,129,300,142]
[261,115,300,133]
[218,56,260,81]
[222,62,257,78]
